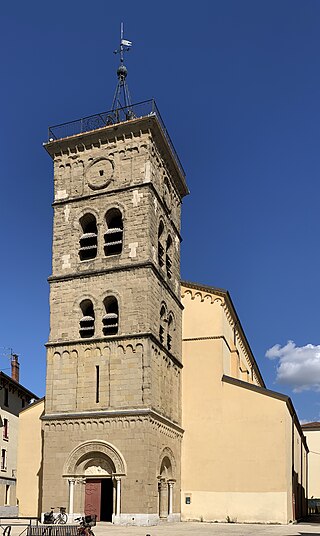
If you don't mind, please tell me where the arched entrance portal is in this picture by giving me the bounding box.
[64,440,126,522]
[158,448,176,520]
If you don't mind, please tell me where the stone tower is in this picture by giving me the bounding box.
[42,102,189,525]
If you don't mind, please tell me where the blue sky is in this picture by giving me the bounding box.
[1,0,320,421]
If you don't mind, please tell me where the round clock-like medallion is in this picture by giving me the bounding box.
[87,158,114,190]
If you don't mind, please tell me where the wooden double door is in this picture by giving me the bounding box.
[84,479,114,522]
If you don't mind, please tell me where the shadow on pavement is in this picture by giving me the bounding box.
[299,514,320,525]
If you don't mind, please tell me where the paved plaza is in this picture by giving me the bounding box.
[3,520,320,536]
[93,520,320,535]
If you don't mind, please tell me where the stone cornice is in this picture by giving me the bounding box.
[46,332,183,369]
[182,334,233,353]
[48,261,183,310]
[45,114,189,198]
[41,407,184,436]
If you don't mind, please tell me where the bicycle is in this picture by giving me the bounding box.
[75,516,96,536]
[43,507,68,524]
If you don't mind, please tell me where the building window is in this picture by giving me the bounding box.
[104,209,123,256]
[166,235,172,279]
[1,449,7,471]
[3,419,8,440]
[4,389,8,408]
[5,484,10,506]
[79,300,95,338]
[21,398,25,408]
[79,213,98,261]
[167,313,174,352]
[103,297,119,336]
[158,221,164,268]
[96,365,100,404]
[159,304,167,345]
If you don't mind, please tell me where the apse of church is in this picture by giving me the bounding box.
[41,102,189,524]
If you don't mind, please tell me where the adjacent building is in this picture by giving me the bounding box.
[181,282,308,524]
[0,355,38,515]
[16,398,44,517]
[301,422,320,501]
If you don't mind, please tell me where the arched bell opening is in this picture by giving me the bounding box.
[79,213,98,261]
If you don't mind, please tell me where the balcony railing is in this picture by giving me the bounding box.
[47,99,185,177]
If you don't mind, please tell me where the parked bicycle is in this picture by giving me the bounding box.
[43,507,68,524]
[75,515,96,536]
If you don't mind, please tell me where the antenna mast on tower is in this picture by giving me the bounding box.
[112,23,133,115]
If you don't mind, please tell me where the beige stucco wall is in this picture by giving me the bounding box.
[181,283,307,524]
[181,340,292,523]
[16,399,44,517]
[303,429,320,498]
[181,287,262,386]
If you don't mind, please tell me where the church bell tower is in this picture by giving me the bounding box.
[42,31,189,525]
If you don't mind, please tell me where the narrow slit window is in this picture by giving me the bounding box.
[158,222,164,268]
[79,214,98,261]
[167,313,174,351]
[104,209,123,256]
[4,389,8,408]
[5,485,10,505]
[166,235,173,279]
[103,296,119,336]
[79,300,95,338]
[96,365,100,403]
[159,304,166,345]
[1,449,6,470]
[3,419,8,440]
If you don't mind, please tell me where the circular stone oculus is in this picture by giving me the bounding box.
[87,158,114,190]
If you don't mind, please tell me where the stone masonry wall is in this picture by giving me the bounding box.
[43,117,186,524]
[41,415,182,516]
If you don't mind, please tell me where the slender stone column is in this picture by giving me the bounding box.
[115,477,121,516]
[168,481,174,515]
[159,479,168,519]
[68,479,75,514]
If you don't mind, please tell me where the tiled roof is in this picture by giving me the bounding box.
[301,421,320,429]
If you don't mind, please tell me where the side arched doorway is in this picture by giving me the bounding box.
[158,448,176,520]
[64,440,126,522]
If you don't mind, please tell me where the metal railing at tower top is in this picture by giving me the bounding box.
[47,99,185,178]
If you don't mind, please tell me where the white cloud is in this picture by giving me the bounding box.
[265,340,320,392]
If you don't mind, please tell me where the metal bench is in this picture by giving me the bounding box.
[26,526,78,536]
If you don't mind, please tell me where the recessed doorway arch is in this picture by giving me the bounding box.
[64,440,126,522]
[157,448,176,519]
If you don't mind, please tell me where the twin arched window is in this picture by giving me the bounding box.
[158,222,172,279]
[159,304,174,351]
[78,209,123,261]
[79,297,119,338]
